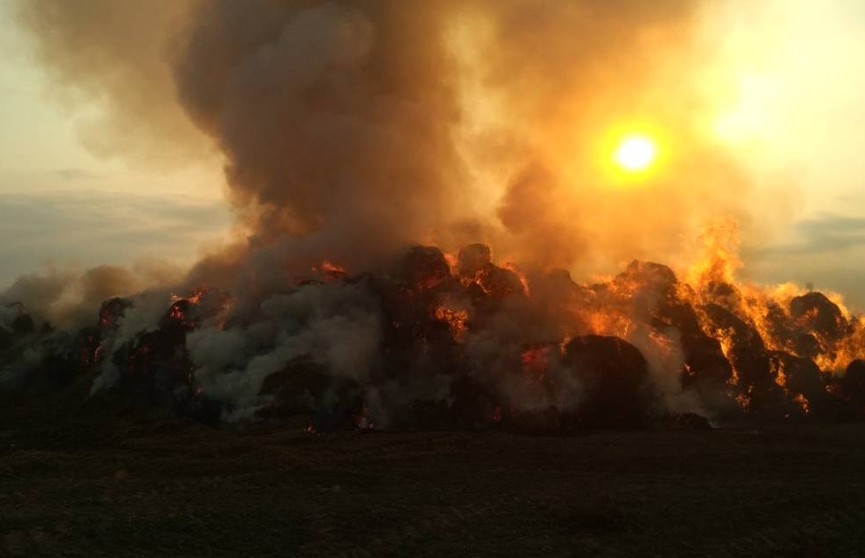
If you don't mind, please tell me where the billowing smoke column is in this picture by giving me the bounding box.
[4,1,865,431]
[173,1,468,263]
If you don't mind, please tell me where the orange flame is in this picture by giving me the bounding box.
[435,305,469,342]
[312,260,347,281]
[502,262,530,296]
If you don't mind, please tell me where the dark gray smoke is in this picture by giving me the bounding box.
[173,1,468,265]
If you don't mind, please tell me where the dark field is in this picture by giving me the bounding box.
[3,394,865,558]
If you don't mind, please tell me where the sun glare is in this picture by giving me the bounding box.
[614,136,657,172]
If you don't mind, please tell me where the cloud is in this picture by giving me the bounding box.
[0,190,231,288]
[743,212,865,309]
[754,213,865,256]
[55,168,101,181]
[11,0,208,168]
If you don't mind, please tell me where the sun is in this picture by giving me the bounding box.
[613,135,657,172]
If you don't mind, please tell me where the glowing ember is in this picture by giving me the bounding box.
[793,394,811,414]
[521,345,551,383]
[434,305,469,342]
[317,261,347,280]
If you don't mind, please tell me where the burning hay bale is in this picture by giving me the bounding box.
[561,335,653,429]
[256,354,360,431]
[457,243,492,278]
[0,305,34,367]
[615,262,736,398]
[394,246,452,291]
[790,292,851,342]
[838,360,865,411]
[699,303,781,411]
[766,351,837,419]
[457,243,526,303]
[0,304,87,396]
[615,260,679,297]
[110,304,196,410]
[98,297,132,331]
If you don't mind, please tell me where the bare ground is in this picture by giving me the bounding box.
[2,393,865,557]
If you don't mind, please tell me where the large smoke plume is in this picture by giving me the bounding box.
[14,0,752,269]
[4,1,862,431]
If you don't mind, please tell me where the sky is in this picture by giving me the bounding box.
[0,0,233,288]
[698,0,865,306]
[2,1,865,307]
